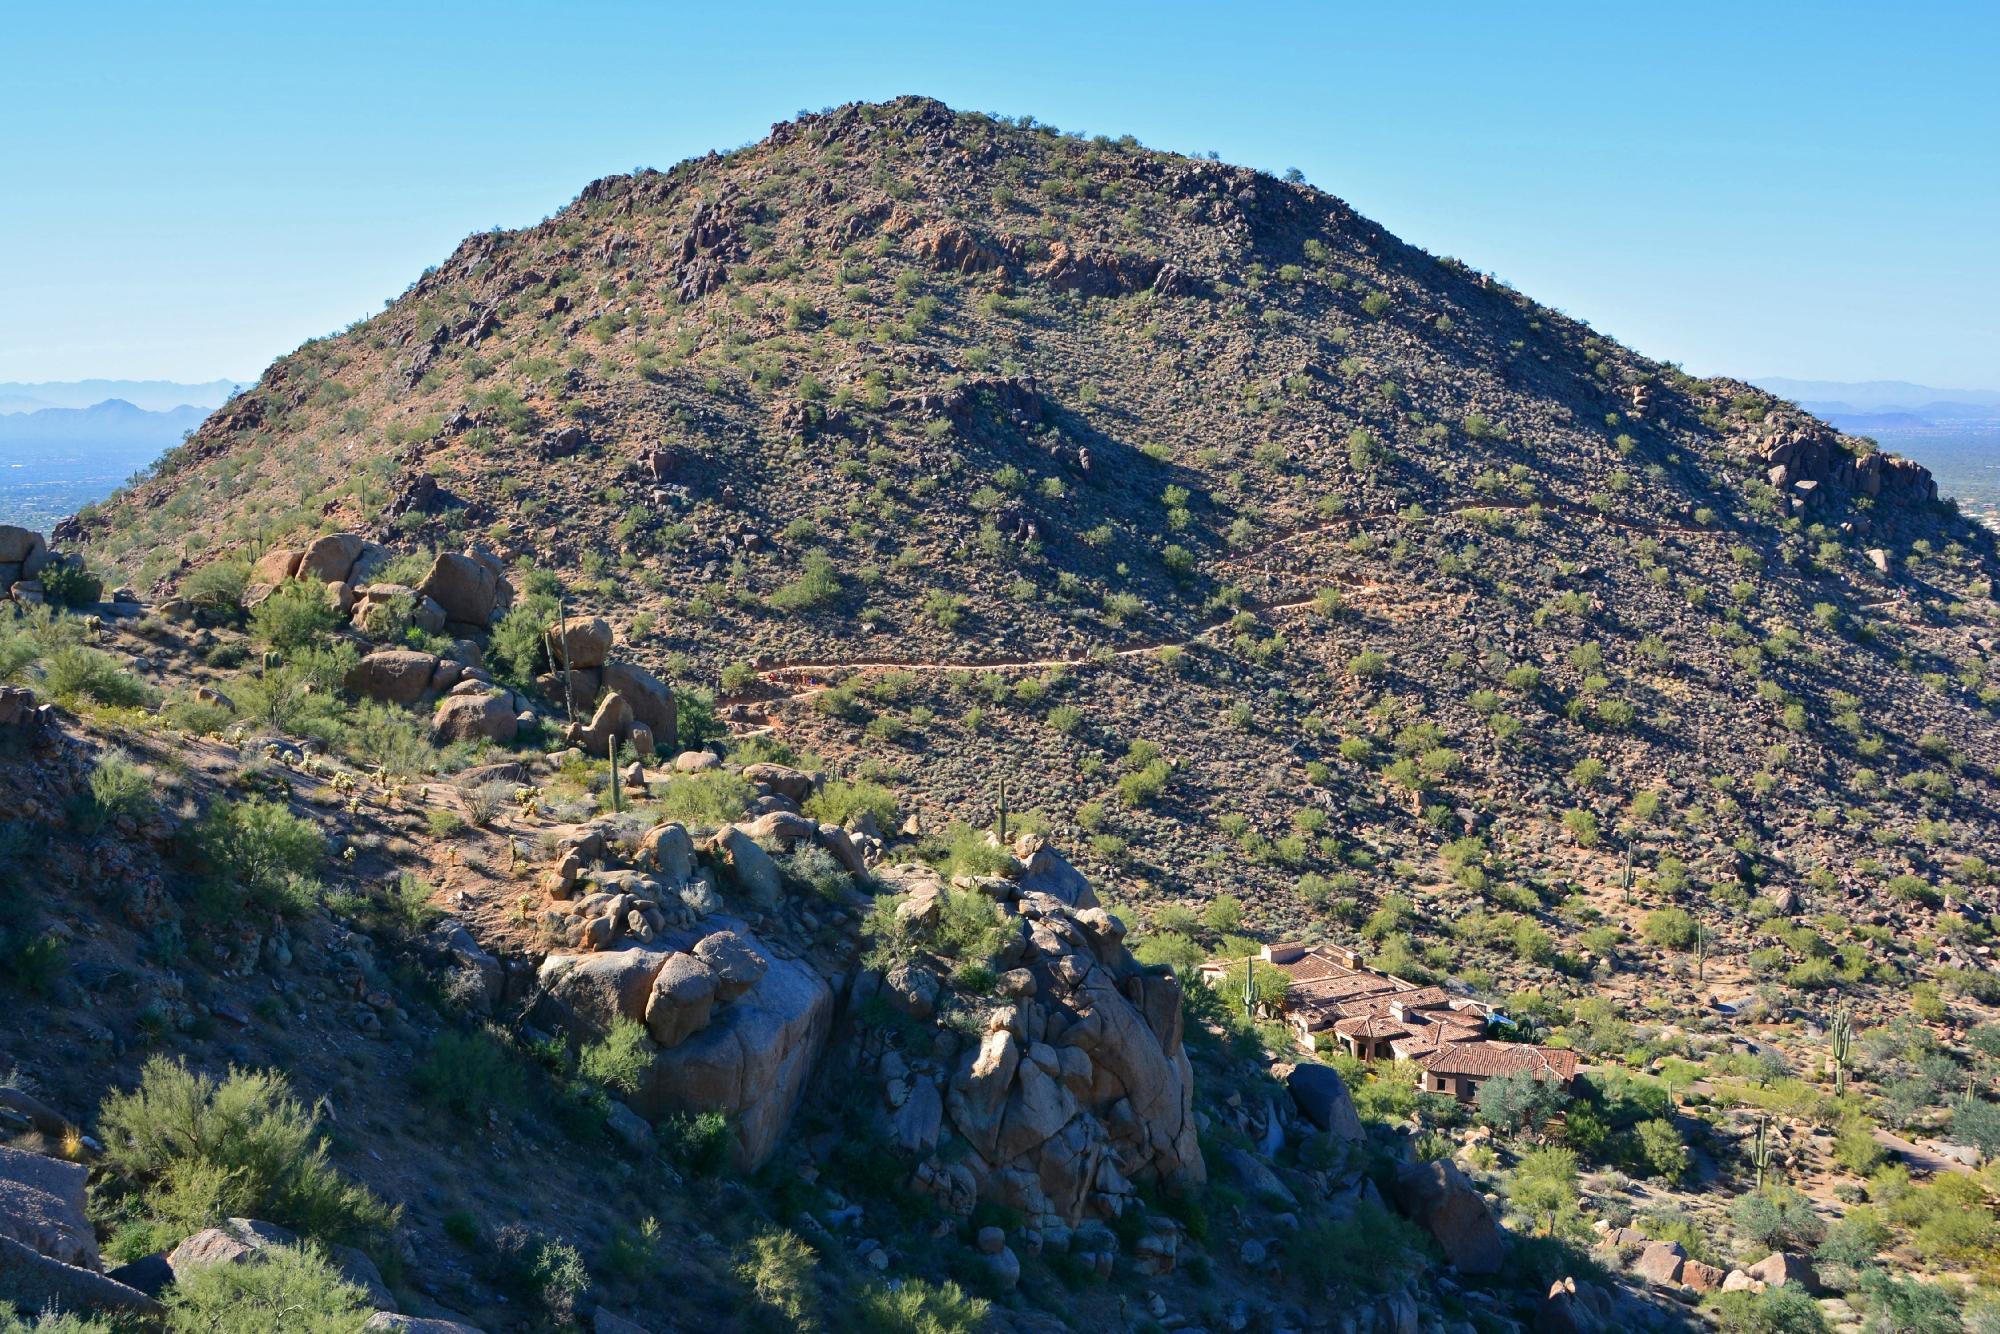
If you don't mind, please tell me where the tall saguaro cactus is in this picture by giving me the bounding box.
[1829,1005,1854,1095]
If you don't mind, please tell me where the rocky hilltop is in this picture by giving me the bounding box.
[5,96,2000,1332]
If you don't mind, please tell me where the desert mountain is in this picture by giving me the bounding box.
[6,95,2000,1332]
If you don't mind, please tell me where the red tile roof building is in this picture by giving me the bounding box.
[1200,942,1578,1101]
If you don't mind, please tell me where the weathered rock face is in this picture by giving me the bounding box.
[539,921,831,1171]
[420,551,503,627]
[599,661,674,752]
[548,616,613,669]
[872,873,1204,1229]
[0,1145,97,1268]
[432,690,518,743]
[633,928,832,1170]
[1391,1157,1505,1275]
[345,649,440,704]
[1287,1063,1365,1142]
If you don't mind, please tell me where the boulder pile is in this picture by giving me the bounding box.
[859,843,1207,1230]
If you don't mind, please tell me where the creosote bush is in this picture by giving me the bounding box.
[98,1056,398,1246]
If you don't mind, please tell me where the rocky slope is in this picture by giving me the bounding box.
[7,94,2000,1331]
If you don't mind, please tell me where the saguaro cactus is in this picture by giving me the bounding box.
[1829,1005,1854,1095]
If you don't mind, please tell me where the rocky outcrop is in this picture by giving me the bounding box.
[1287,1063,1365,1142]
[871,863,1203,1230]
[538,921,831,1171]
[432,690,520,743]
[419,550,507,628]
[0,1145,97,1268]
[1391,1157,1505,1275]
[599,662,674,754]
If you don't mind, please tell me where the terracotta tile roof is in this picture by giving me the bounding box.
[1333,1015,1411,1040]
[1418,1041,1578,1083]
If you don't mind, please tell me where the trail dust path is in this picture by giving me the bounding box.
[717,494,1728,732]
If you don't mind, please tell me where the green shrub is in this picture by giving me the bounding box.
[181,560,252,614]
[72,750,153,833]
[737,1228,819,1328]
[38,645,154,709]
[766,551,841,611]
[578,1018,652,1096]
[782,844,853,899]
[660,1110,731,1176]
[250,580,340,651]
[193,797,325,918]
[98,1056,398,1245]
[648,770,755,827]
[164,1243,371,1333]
[487,595,557,690]
[804,778,898,830]
[849,1278,989,1333]
[2,931,67,996]
[1704,1284,1828,1334]
[933,888,1007,962]
[1287,1200,1425,1294]
[39,561,102,609]
[413,1028,523,1119]
[1642,907,1697,950]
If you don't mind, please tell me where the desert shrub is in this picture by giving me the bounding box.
[1477,1070,1571,1137]
[2,931,67,996]
[192,797,325,918]
[181,559,252,615]
[487,595,557,691]
[163,1242,370,1333]
[1642,907,1697,950]
[71,749,153,833]
[493,1227,591,1322]
[336,699,439,776]
[1704,1284,1828,1334]
[660,1110,731,1176]
[578,1018,652,1095]
[1288,1200,1426,1294]
[1729,1186,1826,1257]
[250,580,340,651]
[648,769,755,827]
[37,645,154,709]
[933,888,1007,962]
[160,689,238,734]
[0,1313,119,1333]
[38,561,102,609]
[98,1057,397,1245]
[413,1027,523,1119]
[1118,758,1172,806]
[737,1228,819,1329]
[1132,930,1203,977]
[766,551,841,611]
[848,1278,989,1334]
[805,778,898,829]
[783,844,853,899]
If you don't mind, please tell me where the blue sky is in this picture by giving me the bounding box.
[3,1,1994,388]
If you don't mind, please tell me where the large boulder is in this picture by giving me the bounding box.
[251,547,301,585]
[740,763,818,803]
[1391,1158,1505,1275]
[420,553,500,626]
[0,526,46,566]
[0,1146,96,1267]
[345,649,440,704]
[365,1317,490,1333]
[1745,1251,1817,1291]
[643,953,717,1048]
[549,617,613,669]
[1634,1239,1685,1287]
[0,1236,164,1321]
[572,690,635,757]
[299,532,367,583]
[1287,1064,1365,1142]
[166,1218,300,1278]
[600,662,675,751]
[636,823,696,883]
[632,926,833,1170]
[708,825,781,906]
[537,947,674,1038]
[1014,838,1098,908]
[433,691,518,743]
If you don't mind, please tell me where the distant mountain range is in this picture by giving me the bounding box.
[0,395,220,530]
[0,377,244,414]
[1754,376,2000,425]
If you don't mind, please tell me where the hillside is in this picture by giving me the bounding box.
[8,95,2000,1332]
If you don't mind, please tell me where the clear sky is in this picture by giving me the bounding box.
[3,1,1994,388]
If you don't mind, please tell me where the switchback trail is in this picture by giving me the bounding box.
[726,493,1723,709]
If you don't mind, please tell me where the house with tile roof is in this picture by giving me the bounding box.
[1200,942,1578,1102]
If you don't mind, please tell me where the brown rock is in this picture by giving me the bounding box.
[345,649,440,704]
[549,616,613,669]
[433,691,519,743]
[420,552,500,626]
[299,532,366,582]
[644,953,718,1047]
[600,661,675,748]
[1390,1158,1505,1275]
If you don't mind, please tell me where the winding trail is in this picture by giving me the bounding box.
[724,494,1724,717]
